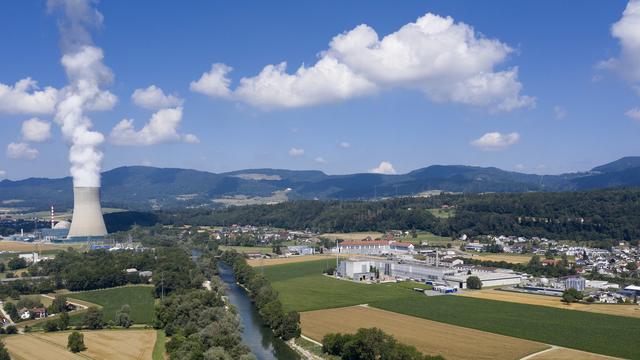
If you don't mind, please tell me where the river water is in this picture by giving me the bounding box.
[218,263,301,360]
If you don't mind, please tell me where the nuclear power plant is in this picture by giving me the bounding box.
[67,187,108,239]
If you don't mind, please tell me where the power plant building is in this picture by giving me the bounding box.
[67,187,108,241]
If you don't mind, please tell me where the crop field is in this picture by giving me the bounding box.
[69,285,156,324]
[427,208,456,218]
[265,259,640,359]
[4,329,156,360]
[263,259,431,312]
[0,241,63,251]
[319,232,383,241]
[465,252,533,264]
[529,347,619,359]
[247,254,345,267]
[301,305,549,360]
[460,289,640,319]
[370,295,640,359]
[219,245,273,254]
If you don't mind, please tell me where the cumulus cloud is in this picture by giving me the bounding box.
[21,118,52,142]
[288,147,304,157]
[192,13,533,111]
[339,141,351,148]
[132,85,183,110]
[471,132,520,151]
[370,161,396,175]
[314,156,327,164]
[0,78,58,114]
[182,133,200,144]
[554,105,567,119]
[111,107,195,146]
[626,107,640,120]
[7,142,39,160]
[190,63,234,98]
[600,0,640,83]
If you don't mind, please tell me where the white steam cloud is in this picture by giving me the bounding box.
[48,0,116,188]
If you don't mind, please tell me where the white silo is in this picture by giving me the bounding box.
[67,187,108,239]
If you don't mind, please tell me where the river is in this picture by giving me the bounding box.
[218,263,301,360]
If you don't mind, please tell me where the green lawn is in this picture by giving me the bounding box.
[427,208,456,219]
[264,259,640,359]
[153,329,167,360]
[69,285,156,325]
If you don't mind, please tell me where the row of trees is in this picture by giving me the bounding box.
[322,327,444,360]
[154,247,254,359]
[223,251,301,341]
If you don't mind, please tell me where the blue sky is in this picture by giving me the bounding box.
[1,0,639,181]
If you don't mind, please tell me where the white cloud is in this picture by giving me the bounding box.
[182,133,200,144]
[288,147,304,157]
[339,141,351,148]
[515,164,526,171]
[0,78,58,115]
[192,13,533,111]
[0,170,6,178]
[190,63,234,98]
[6,142,39,160]
[600,1,640,84]
[110,107,193,146]
[626,107,640,120]
[132,85,183,110]
[21,118,52,142]
[471,132,520,151]
[554,105,567,119]
[370,161,396,175]
[314,156,327,164]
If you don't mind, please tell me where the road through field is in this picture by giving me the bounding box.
[300,305,549,360]
[460,289,640,319]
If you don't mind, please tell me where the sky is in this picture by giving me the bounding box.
[1,0,640,181]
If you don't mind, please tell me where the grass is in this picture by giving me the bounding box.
[427,208,456,219]
[68,285,156,325]
[263,259,431,312]
[218,245,273,254]
[265,259,640,359]
[402,232,457,246]
[370,296,640,360]
[153,329,166,360]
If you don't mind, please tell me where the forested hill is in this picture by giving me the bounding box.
[137,188,640,244]
[3,156,640,210]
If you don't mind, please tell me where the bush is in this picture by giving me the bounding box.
[0,341,10,360]
[7,258,27,271]
[5,326,17,335]
[466,276,482,290]
[562,288,584,303]
[83,307,104,329]
[67,331,86,353]
[44,319,59,332]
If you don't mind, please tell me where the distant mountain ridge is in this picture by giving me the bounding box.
[2,157,640,210]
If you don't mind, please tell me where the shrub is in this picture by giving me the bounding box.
[466,276,482,290]
[67,331,86,353]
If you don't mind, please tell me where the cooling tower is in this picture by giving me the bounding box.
[67,187,108,238]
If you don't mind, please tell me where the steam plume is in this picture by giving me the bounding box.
[48,0,115,187]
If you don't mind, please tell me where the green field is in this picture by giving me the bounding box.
[264,260,640,359]
[427,208,456,219]
[219,245,273,254]
[264,259,431,312]
[69,285,156,325]
[402,232,457,246]
[153,329,167,360]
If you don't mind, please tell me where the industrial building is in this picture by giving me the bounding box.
[336,257,522,288]
[67,187,108,241]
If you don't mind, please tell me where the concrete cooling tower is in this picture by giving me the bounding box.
[67,187,108,239]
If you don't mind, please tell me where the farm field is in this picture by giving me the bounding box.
[427,208,456,218]
[404,232,459,246]
[218,245,272,254]
[69,285,156,324]
[0,241,63,251]
[4,329,156,360]
[247,254,344,267]
[370,295,640,359]
[466,252,533,264]
[460,289,640,319]
[263,259,429,312]
[529,347,620,360]
[301,305,549,360]
[264,259,640,359]
[319,232,383,241]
